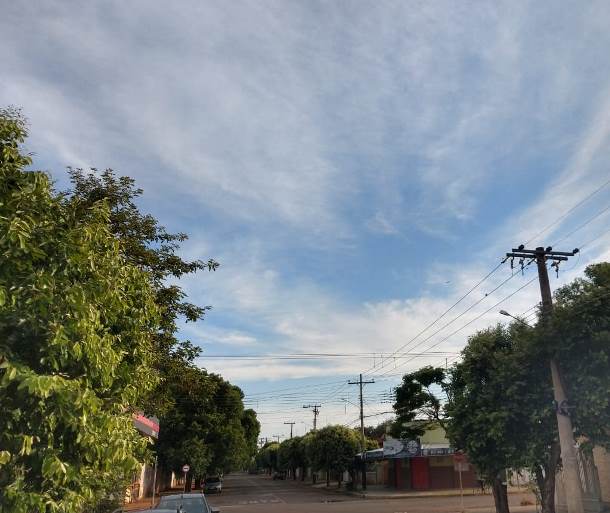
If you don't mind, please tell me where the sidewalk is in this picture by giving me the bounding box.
[307,480,535,502]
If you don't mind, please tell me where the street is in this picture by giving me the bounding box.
[205,473,538,513]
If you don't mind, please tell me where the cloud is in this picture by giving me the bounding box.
[365,211,398,235]
[3,0,610,439]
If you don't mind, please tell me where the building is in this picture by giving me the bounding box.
[124,414,160,503]
[359,425,477,491]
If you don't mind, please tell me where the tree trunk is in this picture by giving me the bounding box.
[326,467,330,487]
[491,477,510,513]
[539,442,561,513]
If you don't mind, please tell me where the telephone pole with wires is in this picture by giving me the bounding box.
[349,374,375,491]
[506,245,583,513]
[284,421,295,439]
[303,404,321,431]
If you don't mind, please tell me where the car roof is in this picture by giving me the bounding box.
[160,493,206,499]
[139,510,178,512]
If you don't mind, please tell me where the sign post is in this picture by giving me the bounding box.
[182,464,190,493]
[151,455,158,507]
[453,452,468,513]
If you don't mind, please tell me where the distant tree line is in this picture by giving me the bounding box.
[255,425,377,488]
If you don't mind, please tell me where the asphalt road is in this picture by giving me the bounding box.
[205,473,538,513]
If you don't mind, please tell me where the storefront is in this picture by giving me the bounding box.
[362,436,478,491]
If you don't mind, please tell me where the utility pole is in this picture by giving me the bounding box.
[349,373,375,491]
[284,421,295,439]
[303,404,321,431]
[273,435,281,444]
[506,245,583,513]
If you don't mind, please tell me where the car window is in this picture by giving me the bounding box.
[206,478,220,483]
[157,496,209,513]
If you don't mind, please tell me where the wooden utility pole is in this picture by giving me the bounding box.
[284,421,296,439]
[303,404,321,431]
[349,374,375,491]
[506,245,583,513]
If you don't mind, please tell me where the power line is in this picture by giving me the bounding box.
[359,261,506,379]
[375,274,538,378]
[368,266,529,378]
[552,204,610,246]
[202,351,458,360]
[524,177,610,245]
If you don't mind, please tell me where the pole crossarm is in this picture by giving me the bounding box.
[303,404,321,431]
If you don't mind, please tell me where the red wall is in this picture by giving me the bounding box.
[411,457,429,490]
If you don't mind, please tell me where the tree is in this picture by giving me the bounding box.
[364,419,393,442]
[392,365,448,439]
[550,263,610,449]
[256,442,280,474]
[445,324,557,513]
[0,109,159,512]
[155,364,257,488]
[241,409,261,465]
[65,166,261,485]
[66,167,218,416]
[306,426,360,488]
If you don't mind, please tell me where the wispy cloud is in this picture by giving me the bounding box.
[3,0,610,438]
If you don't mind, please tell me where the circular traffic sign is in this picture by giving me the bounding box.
[182,464,190,473]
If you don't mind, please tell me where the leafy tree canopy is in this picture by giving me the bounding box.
[66,167,218,415]
[392,365,448,439]
[0,108,159,512]
[306,426,360,479]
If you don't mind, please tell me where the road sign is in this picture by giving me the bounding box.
[182,464,190,473]
[453,452,466,463]
[453,452,468,512]
[453,452,469,472]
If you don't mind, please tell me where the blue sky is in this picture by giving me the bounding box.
[2,1,610,440]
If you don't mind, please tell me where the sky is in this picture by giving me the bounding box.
[2,0,610,441]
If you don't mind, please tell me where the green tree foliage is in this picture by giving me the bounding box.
[66,166,259,484]
[364,419,393,442]
[306,426,360,487]
[155,362,258,486]
[551,263,610,448]
[0,109,159,512]
[444,325,553,513]
[392,366,448,439]
[277,436,310,480]
[66,167,218,415]
[241,409,261,464]
[256,442,280,474]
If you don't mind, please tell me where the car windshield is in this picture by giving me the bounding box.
[206,477,220,483]
[157,496,208,513]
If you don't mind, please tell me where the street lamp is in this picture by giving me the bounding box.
[499,310,532,327]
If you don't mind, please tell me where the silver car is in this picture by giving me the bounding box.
[203,476,222,494]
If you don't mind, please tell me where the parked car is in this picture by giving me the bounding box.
[203,476,222,494]
[272,470,286,480]
[153,492,219,513]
